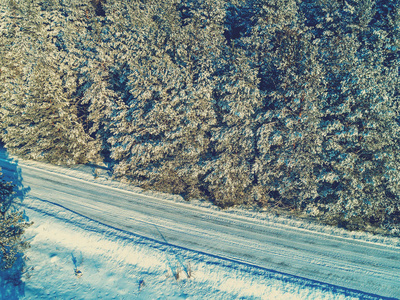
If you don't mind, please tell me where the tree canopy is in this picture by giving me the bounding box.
[1,0,399,235]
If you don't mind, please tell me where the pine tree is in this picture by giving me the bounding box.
[224,0,326,210]
[307,0,400,231]
[108,0,220,198]
[72,0,122,161]
[0,170,30,271]
[0,0,26,137]
[0,0,101,164]
[205,47,262,207]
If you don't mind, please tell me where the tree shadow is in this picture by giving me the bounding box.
[0,145,30,299]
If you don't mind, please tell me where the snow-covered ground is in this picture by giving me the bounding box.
[1,149,399,299]
[5,196,372,300]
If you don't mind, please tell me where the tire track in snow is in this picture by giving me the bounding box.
[1,157,400,298]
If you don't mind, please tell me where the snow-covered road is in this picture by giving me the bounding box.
[1,152,399,299]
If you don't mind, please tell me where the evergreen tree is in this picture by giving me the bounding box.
[226,0,326,210]
[304,0,400,231]
[0,0,101,164]
[0,170,30,271]
[72,0,121,161]
[0,0,26,137]
[108,0,220,198]
[205,47,262,207]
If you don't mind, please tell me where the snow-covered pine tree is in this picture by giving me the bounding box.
[0,0,26,137]
[0,0,101,164]
[227,0,326,210]
[107,0,187,190]
[108,0,220,198]
[303,0,400,232]
[72,0,123,161]
[0,170,30,271]
[204,46,262,207]
[169,0,264,206]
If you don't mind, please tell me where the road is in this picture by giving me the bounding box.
[1,152,399,299]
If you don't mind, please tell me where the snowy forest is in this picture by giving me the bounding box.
[1,0,400,236]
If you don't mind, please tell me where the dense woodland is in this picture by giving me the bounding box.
[1,0,400,235]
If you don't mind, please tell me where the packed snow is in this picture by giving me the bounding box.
[1,150,399,299]
[3,197,376,300]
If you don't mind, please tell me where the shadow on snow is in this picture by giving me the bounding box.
[25,196,397,300]
[0,145,31,300]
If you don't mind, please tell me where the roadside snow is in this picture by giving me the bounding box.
[1,150,398,299]
[16,157,400,248]
[19,197,365,300]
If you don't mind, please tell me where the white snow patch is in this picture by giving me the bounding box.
[7,155,400,248]
[0,151,395,298]
[13,197,365,299]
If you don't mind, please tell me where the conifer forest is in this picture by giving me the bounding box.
[1,0,400,236]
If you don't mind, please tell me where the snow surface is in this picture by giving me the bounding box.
[1,149,399,299]
[5,196,368,299]
[10,155,400,247]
